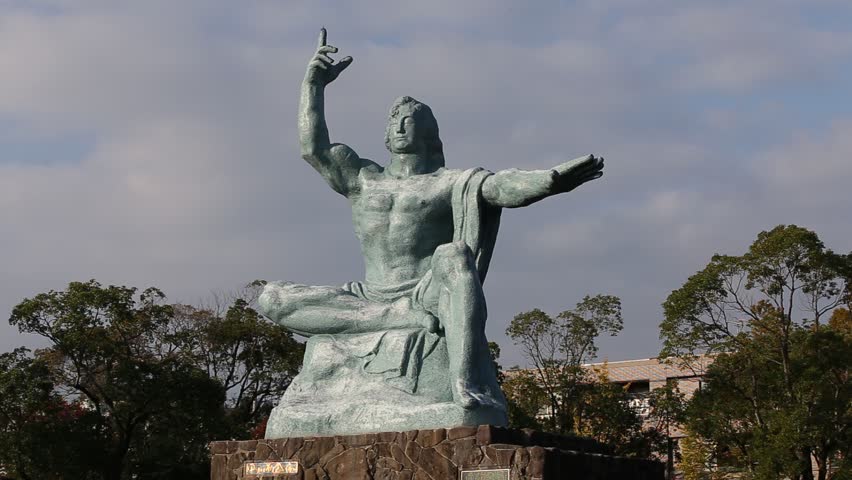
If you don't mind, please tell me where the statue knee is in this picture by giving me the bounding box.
[432,241,475,282]
[434,241,472,263]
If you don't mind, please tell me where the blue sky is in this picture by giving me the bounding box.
[2,0,852,368]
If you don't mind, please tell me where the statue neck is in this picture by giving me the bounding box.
[387,154,437,177]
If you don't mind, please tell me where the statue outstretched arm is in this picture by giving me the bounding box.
[481,155,604,208]
[299,28,377,197]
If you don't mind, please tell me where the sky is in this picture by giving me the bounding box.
[2,0,852,368]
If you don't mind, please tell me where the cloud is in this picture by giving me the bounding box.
[756,120,852,198]
[611,2,852,92]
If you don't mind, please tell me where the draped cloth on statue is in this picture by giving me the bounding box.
[451,167,502,282]
[264,167,504,438]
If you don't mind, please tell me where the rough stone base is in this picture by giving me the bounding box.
[210,425,664,480]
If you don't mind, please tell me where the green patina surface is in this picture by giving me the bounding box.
[258,28,605,438]
[460,469,511,480]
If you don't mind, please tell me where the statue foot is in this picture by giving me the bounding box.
[453,379,503,410]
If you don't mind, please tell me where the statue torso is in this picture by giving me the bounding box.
[351,167,459,287]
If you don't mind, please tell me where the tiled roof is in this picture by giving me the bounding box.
[584,356,713,383]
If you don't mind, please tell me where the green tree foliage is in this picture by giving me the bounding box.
[170,281,304,438]
[661,225,850,360]
[0,348,99,479]
[646,381,689,474]
[679,429,724,480]
[504,295,659,456]
[578,367,655,457]
[684,328,851,480]
[501,367,547,431]
[646,381,687,437]
[9,281,225,479]
[4,280,304,480]
[488,341,505,385]
[505,295,623,433]
[660,225,852,480]
[829,307,852,338]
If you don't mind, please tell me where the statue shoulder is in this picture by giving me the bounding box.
[431,167,465,181]
[425,168,465,192]
[436,167,492,187]
[359,161,384,179]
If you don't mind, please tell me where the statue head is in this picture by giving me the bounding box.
[385,96,445,168]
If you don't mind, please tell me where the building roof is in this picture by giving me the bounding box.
[583,356,713,383]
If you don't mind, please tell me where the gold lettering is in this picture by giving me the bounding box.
[244,461,299,476]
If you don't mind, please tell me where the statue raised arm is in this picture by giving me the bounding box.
[299,28,378,197]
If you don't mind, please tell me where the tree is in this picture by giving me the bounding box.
[501,367,547,430]
[488,341,505,385]
[9,281,226,480]
[684,328,851,480]
[660,225,852,480]
[576,365,651,457]
[504,295,658,456]
[4,280,306,479]
[679,429,722,480]
[661,225,850,360]
[505,295,623,434]
[646,381,687,442]
[0,348,99,479]
[829,307,852,338]
[646,381,688,477]
[171,281,304,438]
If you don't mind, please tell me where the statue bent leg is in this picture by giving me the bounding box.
[425,241,505,410]
[258,282,433,337]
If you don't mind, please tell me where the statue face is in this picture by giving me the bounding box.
[388,106,426,154]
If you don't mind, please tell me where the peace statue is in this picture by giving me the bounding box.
[258,29,604,438]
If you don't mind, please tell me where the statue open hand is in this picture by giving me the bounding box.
[551,155,604,193]
[305,27,353,86]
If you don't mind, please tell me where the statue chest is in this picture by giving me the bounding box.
[352,175,455,236]
[356,175,452,214]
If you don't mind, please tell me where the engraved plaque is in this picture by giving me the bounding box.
[459,468,510,480]
[244,461,299,476]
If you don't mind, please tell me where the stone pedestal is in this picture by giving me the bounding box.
[210,425,664,480]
